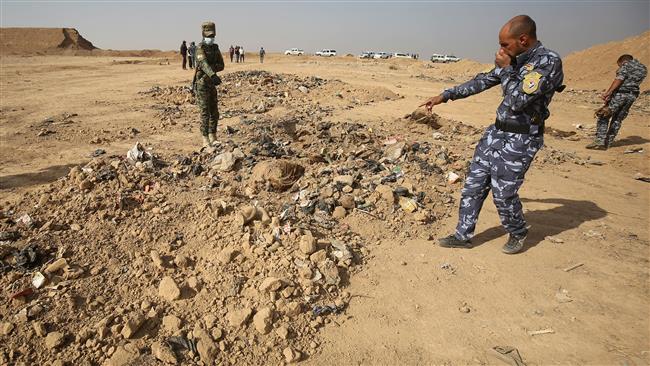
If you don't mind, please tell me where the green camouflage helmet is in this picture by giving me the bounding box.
[202,22,216,37]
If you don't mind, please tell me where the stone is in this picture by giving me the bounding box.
[333,175,354,186]
[45,258,68,274]
[309,250,327,264]
[446,171,461,184]
[33,321,47,337]
[106,345,139,366]
[285,302,302,317]
[276,325,290,340]
[283,347,301,363]
[150,251,164,269]
[218,247,238,264]
[332,206,346,219]
[298,86,308,93]
[174,254,190,268]
[384,141,406,162]
[151,341,178,364]
[0,322,15,336]
[197,339,217,364]
[121,312,146,339]
[45,331,65,349]
[339,195,355,209]
[227,307,253,328]
[299,234,318,255]
[162,315,182,332]
[259,277,282,292]
[158,276,181,301]
[376,184,395,203]
[253,307,274,334]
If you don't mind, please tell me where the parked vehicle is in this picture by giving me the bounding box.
[316,49,337,57]
[359,51,375,59]
[393,52,411,59]
[284,48,304,55]
[430,54,461,63]
[373,52,390,59]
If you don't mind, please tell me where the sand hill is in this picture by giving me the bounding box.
[0,27,97,54]
[564,30,650,90]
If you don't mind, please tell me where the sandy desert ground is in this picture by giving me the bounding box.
[0,32,649,366]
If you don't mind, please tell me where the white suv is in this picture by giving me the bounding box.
[393,52,411,59]
[284,48,304,55]
[373,52,390,59]
[316,49,337,57]
[430,54,461,63]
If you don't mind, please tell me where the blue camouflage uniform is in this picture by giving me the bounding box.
[595,59,647,145]
[441,41,564,241]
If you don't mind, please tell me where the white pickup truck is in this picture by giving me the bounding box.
[284,48,304,55]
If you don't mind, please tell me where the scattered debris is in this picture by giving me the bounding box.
[563,263,584,272]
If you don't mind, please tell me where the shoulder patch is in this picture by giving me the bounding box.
[523,71,542,94]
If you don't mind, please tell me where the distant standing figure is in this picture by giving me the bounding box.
[229,45,235,62]
[586,54,647,150]
[260,47,266,63]
[180,40,188,69]
[235,46,240,63]
[188,42,197,69]
[240,47,245,62]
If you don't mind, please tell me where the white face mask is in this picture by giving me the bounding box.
[204,37,214,45]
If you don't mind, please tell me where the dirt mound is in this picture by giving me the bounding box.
[0,28,97,55]
[564,30,650,90]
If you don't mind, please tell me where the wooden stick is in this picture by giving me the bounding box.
[564,263,584,272]
[528,329,555,336]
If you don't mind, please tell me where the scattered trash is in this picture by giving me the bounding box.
[312,304,344,317]
[555,288,573,303]
[634,173,650,183]
[398,196,418,213]
[13,244,39,271]
[10,287,34,299]
[0,231,20,242]
[32,272,46,289]
[167,336,198,354]
[545,236,564,244]
[18,214,36,228]
[126,142,152,163]
[489,345,526,366]
[91,149,106,157]
[624,147,643,154]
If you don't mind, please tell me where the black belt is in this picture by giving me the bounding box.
[495,119,544,136]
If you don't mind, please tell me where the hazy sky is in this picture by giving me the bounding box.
[1,0,648,62]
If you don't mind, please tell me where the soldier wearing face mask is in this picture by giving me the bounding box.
[193,21,225,147]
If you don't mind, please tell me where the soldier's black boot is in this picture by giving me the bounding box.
[502,232,527,254]
[585,142,607,150]
[438,234,472,249]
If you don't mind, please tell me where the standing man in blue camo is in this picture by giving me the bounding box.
[193,22,225,147]
[421,15,564,254]
[586,54,647,150]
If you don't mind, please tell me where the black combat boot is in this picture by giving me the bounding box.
[502,232,527,254]
[438,234,472,249]
[585,142,607,150]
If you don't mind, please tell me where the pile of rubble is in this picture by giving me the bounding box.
[2,69,584,365]
[0,109,478,366]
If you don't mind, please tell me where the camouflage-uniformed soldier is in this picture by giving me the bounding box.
[421,15,564,254]
[193,21,225,147]
[586,55,647,150]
